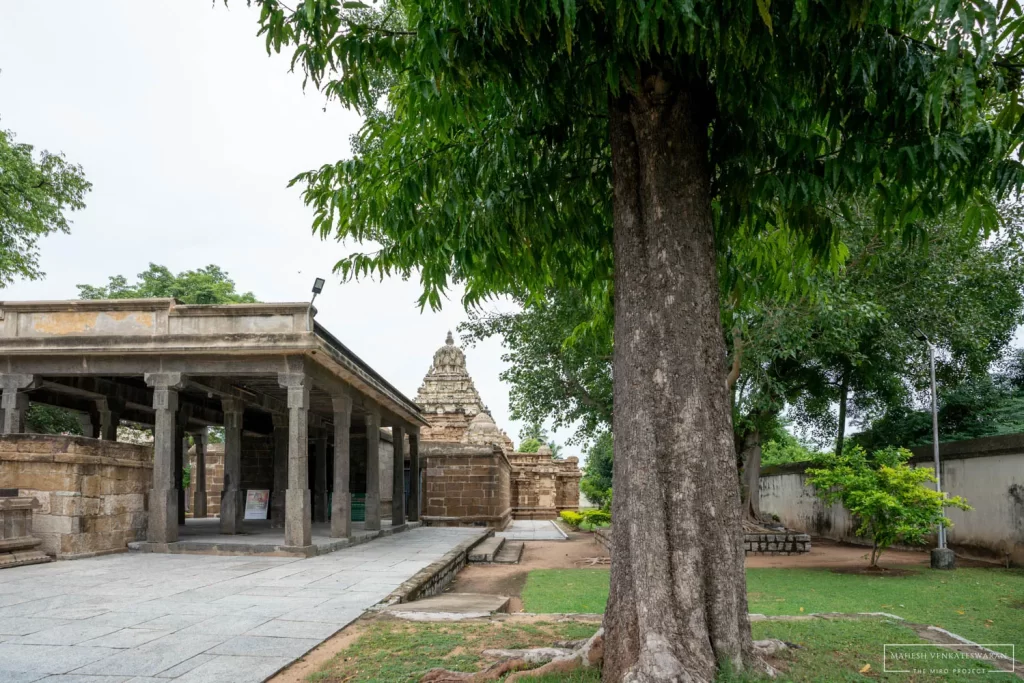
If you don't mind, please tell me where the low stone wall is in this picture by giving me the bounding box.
[759,434,1024,566]
[422,443,512,528]
[0,434,152,559]
[589,525,805,556]
[388,530,492,603]
[744,532,811,556]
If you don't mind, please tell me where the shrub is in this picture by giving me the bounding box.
[560,510,584,528]
[806,445,971,567]
[582,509,611,526]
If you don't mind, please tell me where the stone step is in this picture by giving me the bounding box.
[468,535,505,563]
[494,540,524,564]
[383,592,511,619]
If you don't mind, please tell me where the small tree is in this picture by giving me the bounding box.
[517,437,542,454]
[806,446,970,567]
[581,432,613,509]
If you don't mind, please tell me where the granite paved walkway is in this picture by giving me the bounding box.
[0,527,481,683]
[496,520,567,541]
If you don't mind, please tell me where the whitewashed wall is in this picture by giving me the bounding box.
[758,434,1024,566]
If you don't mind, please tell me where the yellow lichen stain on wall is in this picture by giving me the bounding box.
[29,311,156,336]
[31,312,101,335]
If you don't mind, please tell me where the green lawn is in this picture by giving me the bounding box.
[306,616,1002,682]
[308,619,601,682]
[521,567,1024,651]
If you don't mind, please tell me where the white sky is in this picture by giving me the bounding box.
[0,1,583,459]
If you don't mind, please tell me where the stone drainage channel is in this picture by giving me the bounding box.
[0,526,490,683]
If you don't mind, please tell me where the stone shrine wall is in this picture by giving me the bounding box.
[422,443,512,528]
[509,451,582,520]
[414,332,579,527]
[0,434,152,559]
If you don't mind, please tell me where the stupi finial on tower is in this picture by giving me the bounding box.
[445,330,454,346]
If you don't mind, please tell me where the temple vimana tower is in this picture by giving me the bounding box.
[416,332,581,528]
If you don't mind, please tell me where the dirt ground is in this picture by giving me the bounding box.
[449,531,610,611]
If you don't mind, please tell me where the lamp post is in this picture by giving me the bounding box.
[917,330,955,570]
[308,278,325,332]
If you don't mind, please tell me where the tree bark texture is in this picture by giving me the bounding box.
[604,73,753,683]
[836,368,849,457]
[738,429,763,523]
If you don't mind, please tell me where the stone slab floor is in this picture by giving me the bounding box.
[0,527,481,683]
[496,520,567,541]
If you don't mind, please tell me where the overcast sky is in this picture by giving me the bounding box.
[0,1,583,458]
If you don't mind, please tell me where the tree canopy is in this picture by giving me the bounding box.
[0,126,90,286]
[250,0,1024,678]
[77,263,258,304]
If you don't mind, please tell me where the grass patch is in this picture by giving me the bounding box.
[521,569,610,614]
[741,618,998,682]
[747,567,1024,650]
[309,618,600,682]
[519,567,1024,650]
[306,616,1000,682]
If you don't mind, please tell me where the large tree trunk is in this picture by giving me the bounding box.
[739,429,763,523]
[836,367,849,456]
[604,71,753,683]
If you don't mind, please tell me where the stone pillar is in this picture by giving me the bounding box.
[0,374,37,435]
[364,410,382,531]
[193,430,208,518]
[312,428,328,524]
[279,373,311,547]
[174,406,191,526]
[331,395,352,538]
[96,397,125,441]
[77,412,95,439]
[271,413,288,528]
[220,397,245,534]
[408,430,420,522]
[392,425,406,527]
[145,372,185,544]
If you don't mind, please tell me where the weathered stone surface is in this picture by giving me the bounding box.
[0,435,152,558]
[415,333,579,527]
[0,496,50,568]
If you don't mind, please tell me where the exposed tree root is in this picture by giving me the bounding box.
[419,631,790,682]
[419,628,603,682]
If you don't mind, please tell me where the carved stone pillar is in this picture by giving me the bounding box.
[220,398,245,534]
[313,428,328,524]
[364,410,381,531]
[271,413,288,528]
[174,406,191,526]
[96,397,125,441]
[192,430,209,518]
[331,395,352,538]
[408,430,421,522]
[144,372,185,543]
[0,374,37,435]
[392,425,406,527]
[279,373,311,547]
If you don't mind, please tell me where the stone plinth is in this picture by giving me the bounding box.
[0,434,153,559]
[743,531,811,556]
[0,497,50,568]
[422,443,512,528]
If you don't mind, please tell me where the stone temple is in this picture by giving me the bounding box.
[416,332,581,528]
[0,299,578,564]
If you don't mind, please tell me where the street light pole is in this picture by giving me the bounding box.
[919,330,955,569]
[927,339,945,549]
